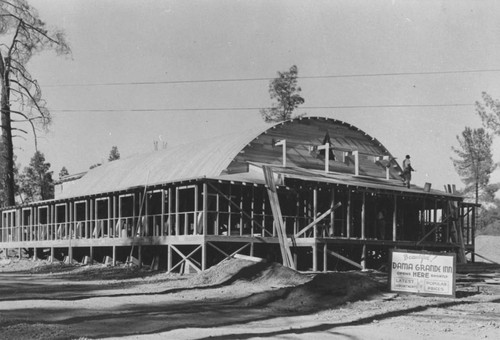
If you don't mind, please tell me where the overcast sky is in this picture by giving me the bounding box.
[13,0,500,189]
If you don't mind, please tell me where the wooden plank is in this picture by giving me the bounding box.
[324,248,363,269]
[262,165,295,269]
[295,202,342,238]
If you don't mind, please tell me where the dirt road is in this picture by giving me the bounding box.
[0,259,499,339]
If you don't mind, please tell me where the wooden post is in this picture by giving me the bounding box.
[201,242,206,271]
[167,244,172,272]
[312,243,318,271]
[203,183,208,236]
[194,185,199,235]
[138,245,142,268]
[330,188,335,237]
[275,139,287,167]
[313,188,318,238]
[112,245,116,266]
[392,195,397,242]
[361,244,367,270]
[262,165,295,269]
[89,246,94,265]
[318,143,330,173]
[168,188,172,236]
[361,192,365,239]
[323,243,327,272]
[50,247,54,263]
[175,187,180,235]
[353,151,359,176]
[161,189,165,236]
[347,190,351,238]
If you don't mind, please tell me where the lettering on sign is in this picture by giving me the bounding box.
[389,250,456,297]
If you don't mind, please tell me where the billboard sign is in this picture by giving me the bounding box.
[389,249,456,297]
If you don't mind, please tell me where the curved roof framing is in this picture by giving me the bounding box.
[57,116,403,199]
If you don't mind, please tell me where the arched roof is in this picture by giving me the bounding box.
[57,116,402,199]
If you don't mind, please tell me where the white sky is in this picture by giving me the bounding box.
[11,0,500,190]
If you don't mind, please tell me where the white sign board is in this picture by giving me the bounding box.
[389,250,456,297]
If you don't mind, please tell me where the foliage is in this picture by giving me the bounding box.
[260,65,305,123]
[19,150,53,202]
[108,145,120,161]
[451,127,497,204]
[58,166,69,179]
[476,92,500,134]
[0,0,70,206]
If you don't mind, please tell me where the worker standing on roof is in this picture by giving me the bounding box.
[402,155,415,188]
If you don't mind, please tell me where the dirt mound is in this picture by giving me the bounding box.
[238,271,384,313]
[187,258,311,287]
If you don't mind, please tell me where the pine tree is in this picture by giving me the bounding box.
[451,127,496,204]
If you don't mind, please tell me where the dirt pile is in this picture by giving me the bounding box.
[187,258,311,287]
[238,270,384,312]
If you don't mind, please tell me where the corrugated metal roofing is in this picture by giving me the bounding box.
[56,116,451,199]
[57,126,265,199]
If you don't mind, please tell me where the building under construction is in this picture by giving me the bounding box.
[0,117,478,272]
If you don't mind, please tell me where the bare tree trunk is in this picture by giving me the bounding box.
[0,55,15,207]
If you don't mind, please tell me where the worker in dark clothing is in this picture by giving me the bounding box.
[402,155,415,188]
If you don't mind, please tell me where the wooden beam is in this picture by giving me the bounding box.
[295,202,342,238]
[324,248,362,269]
[262,165,295,269]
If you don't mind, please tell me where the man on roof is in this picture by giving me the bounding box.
[402,155,415,188]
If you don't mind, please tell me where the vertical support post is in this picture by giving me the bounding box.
[318,143,330,173]
[251,186,255,236]
[275,139,287,167]
[250,242,254,257]
[112,245,116,266]
[161,189,165,236]
[313,188,318,238]
[68,245,73,264]
[50,247,54,263]
[89,246,94,265]
[33,247,36,261]
[168,188,172,236]
[194,185,199,235]
[361,244,367,270]
[353,151,359,176]
[471,206,476,262]
[312,243,318,272]
[175,187,180,235]
[323,243,327,272]
[347,190,351,238]
[108,198,112,238]
[361,192,366,240]
[138,245,142,268]
[201,242,206,271]
[167,244,172,272]
[228,184,232,235]
[330,188,335,237]
[215,189,220,235]
[393,195,397,242]
[203,183,208,236]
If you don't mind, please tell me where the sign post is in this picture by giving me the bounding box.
[389,249,456,297]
